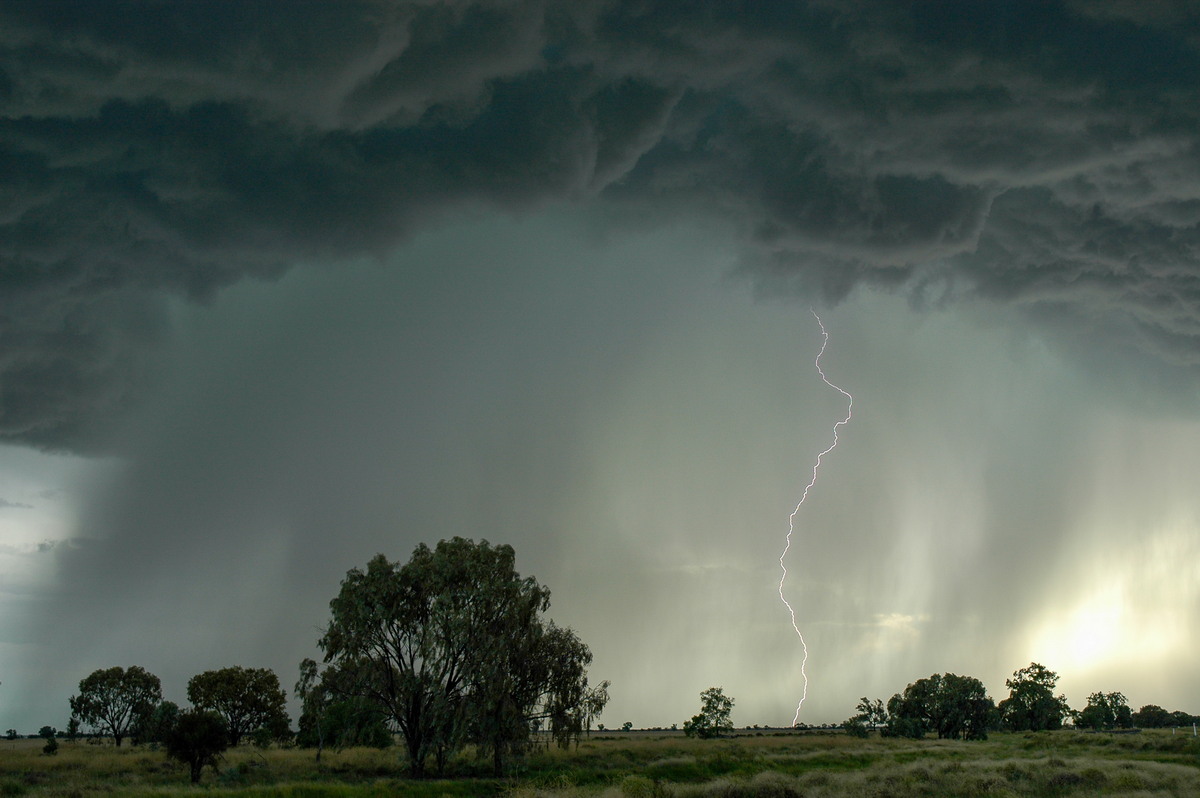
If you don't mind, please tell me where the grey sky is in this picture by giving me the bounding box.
[4,1,1200,731]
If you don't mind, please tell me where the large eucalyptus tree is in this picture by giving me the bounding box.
[318,537,607,776]
[69,666,162,746]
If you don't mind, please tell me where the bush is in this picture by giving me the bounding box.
[841,718,869,738]
[165,710,229,784]
[620,774,668,797]
[0,781,24,797]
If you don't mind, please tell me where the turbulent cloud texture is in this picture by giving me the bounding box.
[6,0,1200,448]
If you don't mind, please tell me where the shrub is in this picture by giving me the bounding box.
[165,710,229,784]
[841,718,869,738]
[620,774,667,797]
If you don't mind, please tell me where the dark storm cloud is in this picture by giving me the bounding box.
[0,498,32,509]
[6,0,1200,448]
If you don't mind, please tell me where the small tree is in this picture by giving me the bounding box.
[187,666,289,747]
[1132,704,1172,729]
[166,710,228,784]
[134,701,180,745]
[841,716,869,737]
[39,726,58,755]
[682,687,734,739]
[294,658,328,762]
[843,697,885,737]
[998,663,1069,731]
[1077,692,1132,731]
[69,666,162,746]
[856,697,887,730]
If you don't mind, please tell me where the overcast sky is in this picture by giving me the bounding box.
[5,0,1200,732]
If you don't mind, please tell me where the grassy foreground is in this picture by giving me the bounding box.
[2,729,1200,797]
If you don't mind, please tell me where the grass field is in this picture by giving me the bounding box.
[2,729,1199,797]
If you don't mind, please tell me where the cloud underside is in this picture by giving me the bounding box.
[5,0,1200,449]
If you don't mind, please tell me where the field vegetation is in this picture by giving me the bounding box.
[2,727,1200,797]
[13,542,1200,795]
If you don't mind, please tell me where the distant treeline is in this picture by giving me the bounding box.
[842,663,1198,740]
[14,540,1199,786]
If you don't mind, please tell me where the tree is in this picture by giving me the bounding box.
[842,716,869,737]
[294,659,392,759]
[467,617,608,771]
[1077,692,1132,731]
[135,701,180,745]
[69,666,162,746]
[856,697,887,730]
[319,538,607,777]
[1169,710,1197,727]
[843,697,886,738]
[187,666,289,747]
[682,687,734,739]
[65,717,80,742]
[1132,704,1173,729]
[465,618,602,773]
[883,673,994,740]
[39,726,58,756]
[294,658,328,762]
[998,663,1070,731]
[165,710,228,784]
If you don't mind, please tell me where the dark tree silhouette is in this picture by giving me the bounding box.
[998,663,1069,731]
[187,666,289,746]
[166,710,228,784]
[884,672,994,740]
[69,666,161,747]
[319,538,607,777]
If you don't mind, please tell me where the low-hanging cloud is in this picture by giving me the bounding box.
[6,0,1200,449]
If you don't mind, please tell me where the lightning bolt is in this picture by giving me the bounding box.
[778,309,853,727]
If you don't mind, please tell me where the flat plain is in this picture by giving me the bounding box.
[2,729,1200,797]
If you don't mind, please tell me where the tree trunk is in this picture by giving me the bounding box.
[314,718,323,764]
[403,733,426,778]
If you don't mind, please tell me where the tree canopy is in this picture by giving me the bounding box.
[133,700,180,745]
[295,659,392,757]
[683,687,734,739]
[998,663,1070,731]
[1077,692,1133,731]
[884,672,994,740]
[187,666,290,746]
[165,710,228,784]
[1132,704,1173,728]
[68,666,162,747]
[318,537,607,776]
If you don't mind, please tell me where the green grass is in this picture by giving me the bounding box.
[1,730,1199,796]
